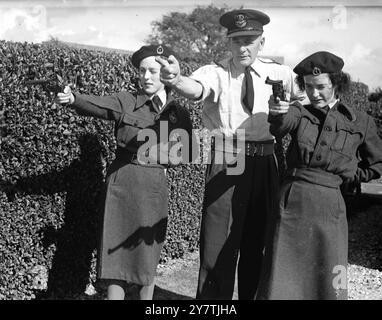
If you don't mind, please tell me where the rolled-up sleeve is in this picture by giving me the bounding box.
[189,65,220,103]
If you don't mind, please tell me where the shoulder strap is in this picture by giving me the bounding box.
[258,57,281,65]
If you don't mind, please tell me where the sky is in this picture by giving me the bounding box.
[1,0,382,90]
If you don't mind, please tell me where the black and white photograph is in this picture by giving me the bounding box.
[0,0,382,305]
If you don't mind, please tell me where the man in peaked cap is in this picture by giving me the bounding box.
[219,9,270,38]
[54,44,194,300]
[156,9,305,299]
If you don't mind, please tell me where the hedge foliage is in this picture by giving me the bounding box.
[0,40,381,300]
[0,40,204,299]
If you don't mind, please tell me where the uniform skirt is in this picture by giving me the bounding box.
[257,168,348,300]
[97,157,168,286]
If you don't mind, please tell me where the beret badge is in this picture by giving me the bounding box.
[156,45,164,55]
[312,67,321,76]
[234,14,247,28]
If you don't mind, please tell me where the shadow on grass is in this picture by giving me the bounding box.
[153,286,194,300]
[347,196,382,271]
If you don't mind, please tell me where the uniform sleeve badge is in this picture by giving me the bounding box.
[169,110,178,124]
[235,14,247,28]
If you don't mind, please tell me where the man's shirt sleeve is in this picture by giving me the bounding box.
[189,64,220,103]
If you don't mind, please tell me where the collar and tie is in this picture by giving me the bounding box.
[242,67,254,113]
[147,94,163,112]
[310,105,330,126]
[152,95,162,109]
[322,105,330,113]
[318,105,330,120]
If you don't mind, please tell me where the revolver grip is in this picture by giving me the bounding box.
[45,82,65,94]
[273,85,286,102]
[265,76,286,102]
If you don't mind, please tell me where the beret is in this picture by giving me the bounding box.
[293,51,344,76]
[131,44,176,68]
[219,9,270,38]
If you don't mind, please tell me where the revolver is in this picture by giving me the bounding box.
[24,74,66,94]
[265,76,286,103]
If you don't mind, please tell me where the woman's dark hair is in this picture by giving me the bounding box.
[296,71,351,94]
[165,85,172,95]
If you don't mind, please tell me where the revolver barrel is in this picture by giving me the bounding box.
[24,77,64,94]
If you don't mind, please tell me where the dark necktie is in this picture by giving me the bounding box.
[318,105,330,121]
[242,67,254,113]
[316,105,330,134]
[152,95,162,109]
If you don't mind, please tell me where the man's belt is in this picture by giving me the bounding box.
[211,137,274,157]
[244,141,274,157]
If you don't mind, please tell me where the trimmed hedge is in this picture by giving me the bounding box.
[0,40,204,299]
[0,40,381,299]
[340,81,382,136]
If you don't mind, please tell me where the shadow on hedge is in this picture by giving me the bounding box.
[11,134,104,299]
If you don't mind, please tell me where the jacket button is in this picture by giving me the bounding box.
[316,155,322,161]
[324,126,332,131]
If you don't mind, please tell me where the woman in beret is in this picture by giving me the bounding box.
[257,51,382,300]
[55,45,193,300]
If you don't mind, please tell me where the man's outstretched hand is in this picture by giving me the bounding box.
[156,55,181,87]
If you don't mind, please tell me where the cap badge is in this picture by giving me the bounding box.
[156,45,164,55]
[312,67,321,76]
[169,110,178,124]
[234,14,247,28]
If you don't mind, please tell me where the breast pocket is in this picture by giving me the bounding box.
[296,116,320,147]
[121,112,154,129]
[330,121,363,158]
[117,112,156,145]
